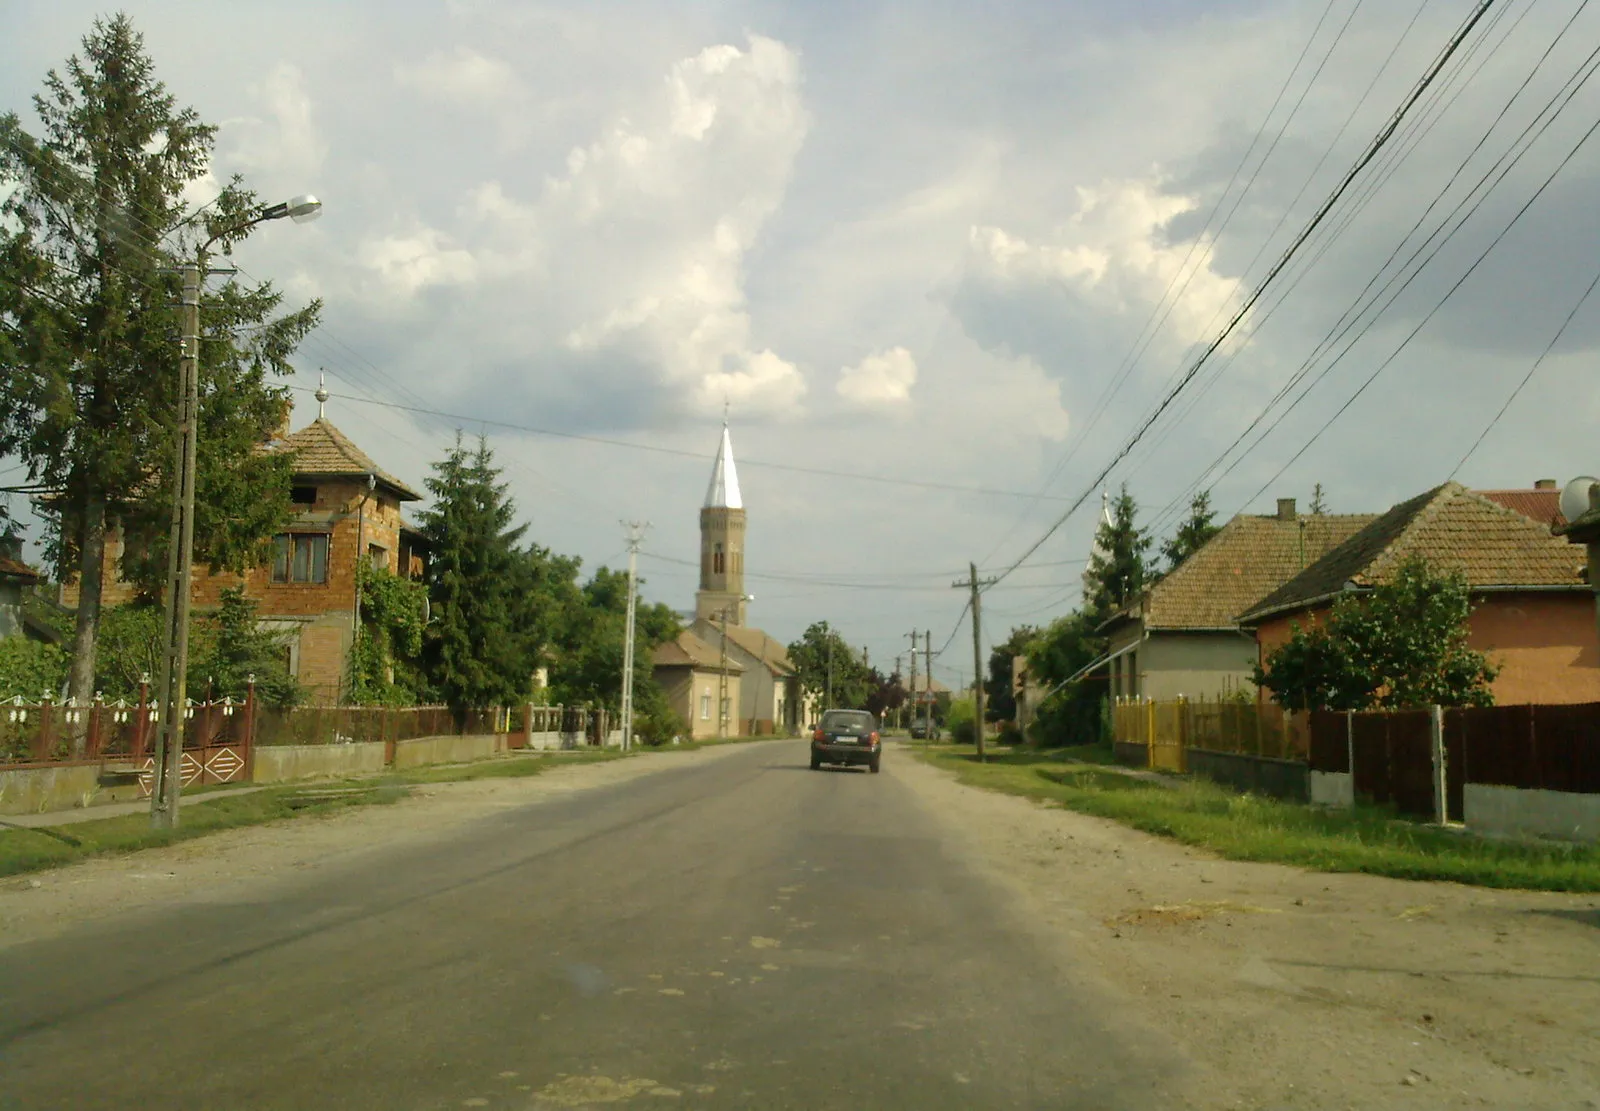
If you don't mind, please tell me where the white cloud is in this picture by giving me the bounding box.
[837,347,918,409]
[396,45,524,108]
[462,33,812,417]
[220,63,325,189]
[358,225,476,295]
[965,178,1241,351]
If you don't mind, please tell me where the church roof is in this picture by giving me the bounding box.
[704,424,743,509]
[274,418,422,501]
[694,619,795,677]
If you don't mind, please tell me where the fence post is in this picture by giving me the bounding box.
[1429,704,1447,825]
[1144,698,1155,769]
[243,678,257,782]
[1345,710,1354,794]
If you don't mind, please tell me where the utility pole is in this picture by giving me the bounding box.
[923,630,933,741]
[893,654,904,729]
[619,521,649,753]
[149,194,321,831]
[953,562,998,761]
[717,592,753,739]
[904,630,919,736]
[825,622,833,710]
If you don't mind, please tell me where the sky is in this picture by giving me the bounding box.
[4,0,1599,686]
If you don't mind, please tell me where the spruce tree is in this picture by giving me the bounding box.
[1083,484,1151,623]
[1160,490,1221,572]
[418,434,532,720]
[0,15,317,749]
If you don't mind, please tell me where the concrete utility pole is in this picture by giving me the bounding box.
[619,521,649,753]
[953,563,998,762]
[904,630,919,735]
[716,592,753,739]
[824,621,833,711]
[923,630,933,740]
[150,194,321,831]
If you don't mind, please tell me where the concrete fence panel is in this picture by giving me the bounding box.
[252,742,388,784]
[391,733,501,769]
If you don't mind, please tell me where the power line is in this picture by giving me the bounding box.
[1145,0,1593,531]
[990,0,1503,586]
[1450,256,1600,478]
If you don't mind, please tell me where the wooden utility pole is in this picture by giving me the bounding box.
[953,563,997,761]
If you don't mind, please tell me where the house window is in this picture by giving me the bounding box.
[367,544,388,572]
[272,533,329,584]
[700,691,711,720]
[290,485,317,507]
[713,542,724,575]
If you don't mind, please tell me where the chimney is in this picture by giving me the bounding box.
[1276,497,1297,522]
[0,533,21,564]
[1535,478,1557,490]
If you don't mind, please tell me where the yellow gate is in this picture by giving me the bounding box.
[1148,698,1186,773]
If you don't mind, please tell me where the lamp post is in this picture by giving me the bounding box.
[716,594,754,740]
[150,194,322,830]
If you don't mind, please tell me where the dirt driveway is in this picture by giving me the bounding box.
[893,745,1600,1111]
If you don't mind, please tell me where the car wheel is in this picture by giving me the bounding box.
[869,755,881,774]
[810,754,821,770]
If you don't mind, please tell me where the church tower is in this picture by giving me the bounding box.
[695,421,748,625]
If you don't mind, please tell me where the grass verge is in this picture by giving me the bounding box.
[920,745,1600,892]
[0,749,624,879]
[0,784,409,879]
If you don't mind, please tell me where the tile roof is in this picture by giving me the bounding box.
[1476,488,1564,528]
[652,630,745,673]
[273,418,422,501]
[1239,482,1588,623]
[699,621,795,676]
[1117,511,1377,631]
[0,555,41,582]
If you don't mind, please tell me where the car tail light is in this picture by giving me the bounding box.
[868,731,879,745]
[813,728,825,742]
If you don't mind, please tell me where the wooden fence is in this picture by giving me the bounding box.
[1112,696,1310,770]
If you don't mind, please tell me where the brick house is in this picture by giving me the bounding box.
[1099,498,1377,702]
[60,416,425,703]
[1239,482,1599,706]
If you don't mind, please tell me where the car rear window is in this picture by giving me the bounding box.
[820,711,875,732]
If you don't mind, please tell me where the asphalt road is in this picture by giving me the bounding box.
[0,741,1189,1110]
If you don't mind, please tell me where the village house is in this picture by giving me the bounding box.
[59,406,425,703]
[652,629,744,740]
[1239,482,1599,705]
[0,534,42,641]
[1100,498,1377,701]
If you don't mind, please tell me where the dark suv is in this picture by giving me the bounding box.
[908,720,941,740]
[810,709,882,773]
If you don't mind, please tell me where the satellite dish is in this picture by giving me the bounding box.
[1560,476,1600,524]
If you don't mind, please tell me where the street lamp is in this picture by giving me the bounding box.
[716,593,754,740]
[149,194,323,830]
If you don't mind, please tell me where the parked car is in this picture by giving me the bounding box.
[811,709,882,773]
[909,720,941,740]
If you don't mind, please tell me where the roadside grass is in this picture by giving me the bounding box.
[0,783,410,879]
[921,745,1600,893]
[373,748,623,785]
[0,749,626,878]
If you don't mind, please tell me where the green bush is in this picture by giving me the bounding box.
[945,696,976,744]
[635,704,688,746]
[0,637,68,701]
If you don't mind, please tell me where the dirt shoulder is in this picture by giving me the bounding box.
[894,744,1600,1111]
[0,742,768,952]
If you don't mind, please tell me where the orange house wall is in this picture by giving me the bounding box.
[1254,592,1600,707]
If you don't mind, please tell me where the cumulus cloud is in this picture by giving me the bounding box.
[837,347,917,408]
[396,45,524,107]
[220,63,325,188]
[458,34,812,417]
[359,225,477,296]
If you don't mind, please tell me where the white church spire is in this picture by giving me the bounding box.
[703,420,743,509]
